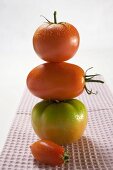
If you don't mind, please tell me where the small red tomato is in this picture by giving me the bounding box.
[30,139,69,166]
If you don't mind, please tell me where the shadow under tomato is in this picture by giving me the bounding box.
[32,136,112,170]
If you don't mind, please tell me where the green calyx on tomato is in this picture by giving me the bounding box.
[84,67,104,95]
[31,99,88,145]
[61,152,69,164]
[40,11,60,24]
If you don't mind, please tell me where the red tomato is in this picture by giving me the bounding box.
[27,62,84,100]
[27,63,104,100]
[33,11,80,62]
[30,139,69,166]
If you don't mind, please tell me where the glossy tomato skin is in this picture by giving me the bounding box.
[31,99,88,145]
[27,62,85,100]
[33,23,80,62]
[30,139,65,166]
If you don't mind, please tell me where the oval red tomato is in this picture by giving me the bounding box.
[27,62,84,100]
[30,139,69,166]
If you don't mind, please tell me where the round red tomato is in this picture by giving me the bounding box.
[33,11,80,62]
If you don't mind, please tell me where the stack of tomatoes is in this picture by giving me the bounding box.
[26,12,103,145]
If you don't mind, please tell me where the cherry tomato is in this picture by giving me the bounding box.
[30,139,69,166]
[31,99,88,145]
[33,11,80,62]
[27,62,84,100]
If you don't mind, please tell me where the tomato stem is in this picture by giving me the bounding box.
[40,11,58,24]
[84,67,104,95]
[85,74,100,78]
[54,11,57,24]
[55,100,60,103]
[40,15,52,24]
[62,151,69,164]
[85,67,93,74]
[50,100,63,103]
[84,85,97,95]
[85,79,104,83]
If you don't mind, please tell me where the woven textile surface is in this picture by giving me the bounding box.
[0,76,113,170]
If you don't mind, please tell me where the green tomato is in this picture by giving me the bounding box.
[31,99,88,145]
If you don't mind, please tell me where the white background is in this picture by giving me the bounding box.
[0,0,113,153]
